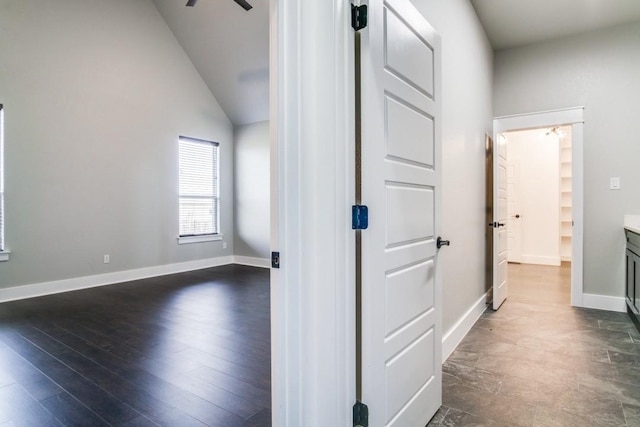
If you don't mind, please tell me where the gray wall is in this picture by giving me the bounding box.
[413,0,494,334]
[0,0,233,288]
[494,22,640,298]
[233,120,270,260]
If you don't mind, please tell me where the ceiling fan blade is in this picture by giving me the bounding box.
[185,0,198,6]
[233,0,253,11]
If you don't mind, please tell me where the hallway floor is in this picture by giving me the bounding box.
[428,263,640,426]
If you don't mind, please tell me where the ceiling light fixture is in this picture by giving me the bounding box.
[545,127,565,138]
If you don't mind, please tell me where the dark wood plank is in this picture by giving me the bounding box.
[0,346,64,401]
[0,330,141,425]
[116,415,160,427]
[14,325,209,426]
[245,408,272,427]
[155,347,271,390]
[41,393,110,427]
[0,383,64,427]
[0,265,271,426]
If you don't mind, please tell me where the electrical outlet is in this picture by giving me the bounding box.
[223,242,227,249]
[104,254,110,264]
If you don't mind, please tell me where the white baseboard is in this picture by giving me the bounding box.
[582,293,627,313]
[442,292,488,363]
[233,256,270,268]
[0,256,234,304]
[521,255,561,266]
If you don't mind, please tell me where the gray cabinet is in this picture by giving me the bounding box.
[626,229,640,330]
[627,249,636,309]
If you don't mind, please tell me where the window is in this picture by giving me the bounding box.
[178,136,220,243]
[0,104,6,260]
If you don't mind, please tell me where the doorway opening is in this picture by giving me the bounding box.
[503,126,572,305]
[493,107,584,308]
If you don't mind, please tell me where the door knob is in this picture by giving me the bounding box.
[437,237,450,249]
[514,214,520,219]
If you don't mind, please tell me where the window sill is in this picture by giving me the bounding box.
[0,251,10,262]
[177,234,223,245]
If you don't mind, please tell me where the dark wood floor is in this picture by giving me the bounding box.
[0,264,271,427]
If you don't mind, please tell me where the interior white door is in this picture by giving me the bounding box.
[360,0,442,425]
[493,133,509,310]
[506,160,522,263]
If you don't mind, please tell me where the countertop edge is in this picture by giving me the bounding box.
[625,225,640,235]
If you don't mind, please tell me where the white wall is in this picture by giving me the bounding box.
[507,129,560,266]
[494,22,640,298]
[412,0,494,334]
[0,0,233,289]
[234,120,270,261]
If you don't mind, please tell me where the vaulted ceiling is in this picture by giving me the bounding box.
[151,1,640,126]
[152,0,269,127]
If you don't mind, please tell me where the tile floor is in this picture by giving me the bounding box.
[428,263,640,426]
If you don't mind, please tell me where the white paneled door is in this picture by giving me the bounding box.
[360,0,442,425]
[493,133,509,310]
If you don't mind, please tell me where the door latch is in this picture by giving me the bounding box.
[271,252,280,269]
[437,237,450,249]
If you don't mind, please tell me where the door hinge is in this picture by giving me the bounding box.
[351,4,368,31]
[271,251,280,269]
[353,401,369,427]
[352,205,369,230]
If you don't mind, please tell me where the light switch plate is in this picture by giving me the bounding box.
[610,177,621,190]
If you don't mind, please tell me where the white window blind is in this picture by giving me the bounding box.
[0,104,5,252]
[178,136,219,237]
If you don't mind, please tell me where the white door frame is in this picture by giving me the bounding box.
[270,0,356,425]
[494,107,584,307]
[506,160,523,263]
